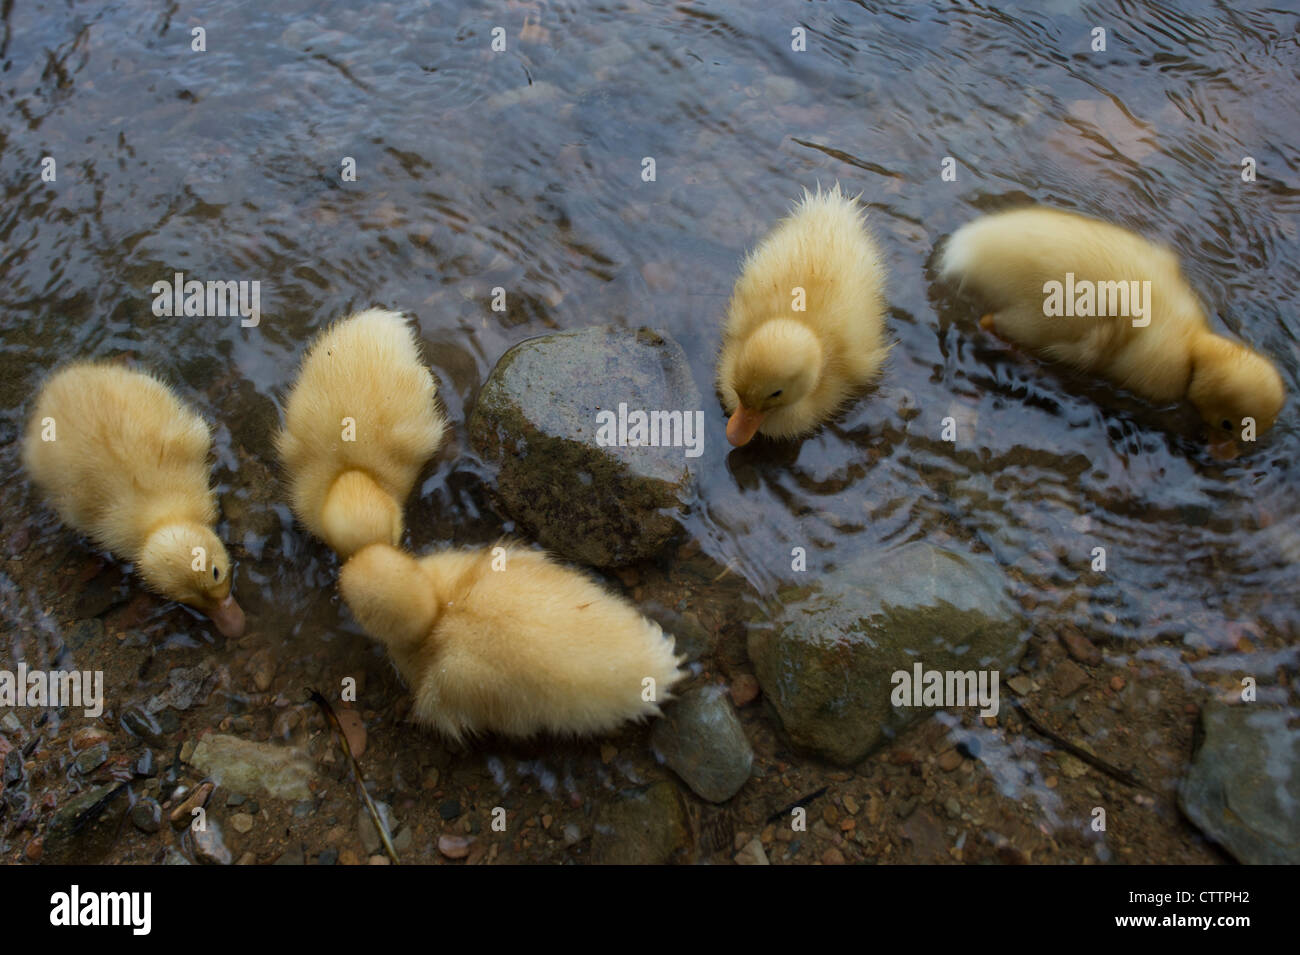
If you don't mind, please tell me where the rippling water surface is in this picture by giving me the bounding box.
[1,0,1297,862]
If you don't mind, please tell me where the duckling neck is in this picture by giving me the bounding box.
[322,470,401,558]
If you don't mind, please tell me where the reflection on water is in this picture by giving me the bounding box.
[1,0,1297,862]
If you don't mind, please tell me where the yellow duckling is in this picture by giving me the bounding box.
[339,543,686,740]
[716,184,891,446]
[940,207,1285,457]
[22,363,245,637]
[277,309,446,558]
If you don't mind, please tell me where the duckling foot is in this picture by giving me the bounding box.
[979,313,997,333]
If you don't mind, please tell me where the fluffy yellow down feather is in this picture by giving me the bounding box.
[22,362,244,636]
[339,543,686,740]
[940,206,1285,457]
[277,309,446,558]
[717,184,891,446]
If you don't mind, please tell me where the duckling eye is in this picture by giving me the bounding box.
[212,566,221,581]
[769,389,783,398]
[1221,419,1233,431]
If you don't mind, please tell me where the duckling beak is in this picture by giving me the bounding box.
[726,406,767,447]
[209,594,246,638]
[1208,436,1239,462]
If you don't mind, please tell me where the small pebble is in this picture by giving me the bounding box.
[230,813,254,834]
[730,674,760,707]
[938,749,962,772]
[438,834,473,859]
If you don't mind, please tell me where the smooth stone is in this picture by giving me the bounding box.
[40,784,129,864]
[1179,703,1300,864]
[748,542,1026,765]
[468,326,699,568]
[192,819,232,865]
[591,781,692,865]
[651,685,753,803]
[188,734,316,801]
[130,798,163,833]
[73,742,110,775]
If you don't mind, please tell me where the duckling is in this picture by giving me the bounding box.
[717,184,891,446]
[940,206,1285,457]
[277,309,446,558]
[21,362,245,637]
[339,543,686,740]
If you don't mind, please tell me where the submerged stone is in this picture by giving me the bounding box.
[468,326,700,567]
[651,685,753,803]
[1179,702,1300,864]
[188,733,316,801]
[591,781,692,864]
[748,542,1026,765]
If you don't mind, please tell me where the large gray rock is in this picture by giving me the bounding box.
[748,542,1026,765]
[652,685,753,803]
[1179,703,1300,864]
[188,734,316,801]
[591,781,692,865]
[469,326,700,567]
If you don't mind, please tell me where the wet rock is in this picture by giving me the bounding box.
[651,685,753,803]
[70,727,110,752]
[66,619,105,650]
[135,749,157,777]
[41,784,129,864]
[734,837,769,865]
[1,713,22,735]
[591,781,692,865]
[170,781,214,829]
[162,848,192,865]
[274,844,306,865]
[3,750,23,786]
[1050,660,1090,697]
[438,834,473,859]
[130,798,163,833]
[246,649,276,693]
[189,734,316,801]
[148,661,219,713]
[121,706,168,744]
[1179,703,1300,864]
[192,819,232,865]
[730,674,760,708]
[438,799,461,821]
[748,542,1026,765]
[73,742,110,775]
[1059,624,1102,666]
[318,848,339,865]
[468,326,700,567]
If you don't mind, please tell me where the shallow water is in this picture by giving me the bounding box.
[1,0,1297,863]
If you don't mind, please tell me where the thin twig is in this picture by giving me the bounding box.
[308,688,399,864]
[1008,697,1150,792]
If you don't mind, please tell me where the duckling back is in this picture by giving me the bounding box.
[277,309,446,557]
[939,207,1209,402]
[22,362,216,557]
[340,544,686,741]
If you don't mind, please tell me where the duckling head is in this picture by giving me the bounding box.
[339,543,438,652]
[725,319,824,446]
[1188,334,1285,460]
[138,523,245,637]
[321,470,403,559]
